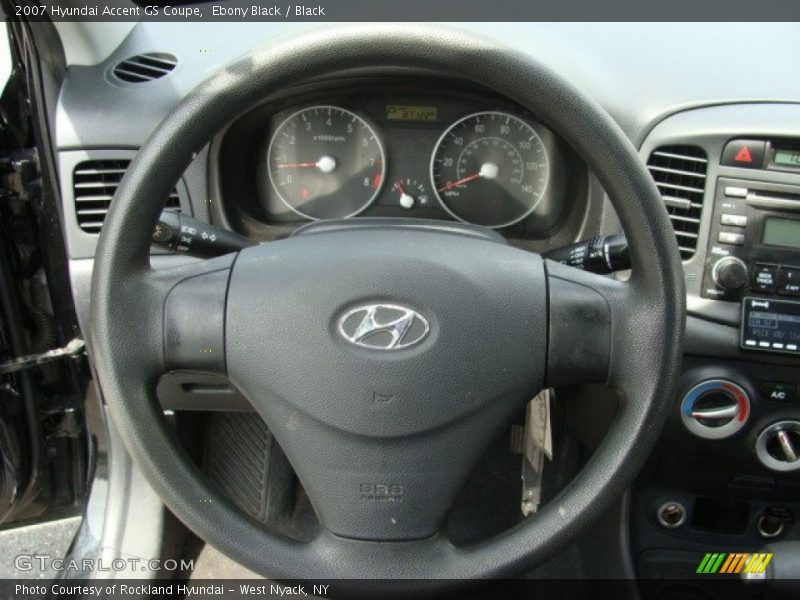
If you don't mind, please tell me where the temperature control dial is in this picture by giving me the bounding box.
[680,379,750,439]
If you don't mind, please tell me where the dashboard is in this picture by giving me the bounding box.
[212,80,586,244]
[49,21,800,593]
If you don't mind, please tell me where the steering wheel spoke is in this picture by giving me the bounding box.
[160,258,233,374]
[256,392,510,541]
[128,255,235,377]
[546,259,632,388]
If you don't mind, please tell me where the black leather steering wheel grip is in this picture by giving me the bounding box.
[90,24,684,591]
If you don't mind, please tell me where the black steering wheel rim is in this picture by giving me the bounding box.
[90,24,685,592]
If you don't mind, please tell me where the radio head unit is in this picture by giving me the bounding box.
[703,177,800,303]
[742,296,800,355]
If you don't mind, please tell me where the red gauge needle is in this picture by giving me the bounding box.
[276,162,318,168]
[394,180,415,209]
[438,162,500,192]
[439,172,480,192]
[276,155,337,174]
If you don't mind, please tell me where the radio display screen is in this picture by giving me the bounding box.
[774,149,800,168]
[763,217,800,249]
[742,297,800,354]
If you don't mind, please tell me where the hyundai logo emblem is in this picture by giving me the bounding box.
[337,304,430,350]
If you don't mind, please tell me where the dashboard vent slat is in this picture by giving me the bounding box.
[647,145,708,260]
[112,52,178,84]
[652,181,705,195]
[647,165,707,179]
[73,160,181,233]
[74,168,127,176]
[651,150,708,164]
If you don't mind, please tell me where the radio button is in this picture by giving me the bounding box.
[724,186,749,198]
[752,263,779,293]
[718,231,745,245]
[721,213,748,227]
[778,268,800,296]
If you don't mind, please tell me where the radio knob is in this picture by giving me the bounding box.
[712,256,748,291]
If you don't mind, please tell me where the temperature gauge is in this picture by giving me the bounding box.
[393,178,431,210]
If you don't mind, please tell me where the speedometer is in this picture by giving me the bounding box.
[267,106,386,220]
[430,111,549,228]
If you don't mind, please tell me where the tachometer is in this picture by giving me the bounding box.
[267,106,386,220]
[430,111,549,228]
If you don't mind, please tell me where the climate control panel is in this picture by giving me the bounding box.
[677,363,800,476]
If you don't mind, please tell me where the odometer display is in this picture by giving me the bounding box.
[430,111,549,228]
[386,105,438,122]
[267,106,386,220]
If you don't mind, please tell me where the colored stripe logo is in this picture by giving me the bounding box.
[696,552,773,574]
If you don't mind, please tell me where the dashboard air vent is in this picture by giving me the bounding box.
[112,52,177,83]
[646,145,708,260]
[73,160,181,233]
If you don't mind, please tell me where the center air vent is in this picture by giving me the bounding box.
[112,52,177,83]
[73,160,181,233]
[647,145,708,260]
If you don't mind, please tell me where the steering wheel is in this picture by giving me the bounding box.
[90,24,684,592]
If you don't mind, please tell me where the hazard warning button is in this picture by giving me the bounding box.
[721,139,766,169]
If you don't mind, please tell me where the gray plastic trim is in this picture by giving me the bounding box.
[64,386,170,580]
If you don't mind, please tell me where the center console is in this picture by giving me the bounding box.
[701,165,800,358]
[632,108,800,599]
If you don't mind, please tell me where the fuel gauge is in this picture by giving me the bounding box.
[393,178,431,210]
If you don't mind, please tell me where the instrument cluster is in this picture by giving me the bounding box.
[216,82,583,240]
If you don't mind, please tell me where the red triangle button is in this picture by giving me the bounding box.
[734,146,753,163]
